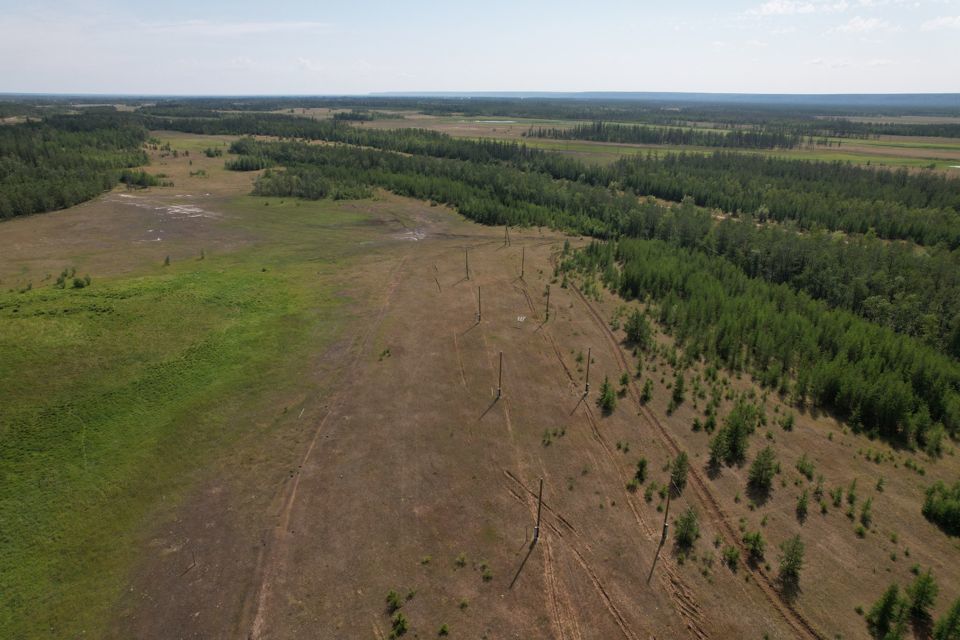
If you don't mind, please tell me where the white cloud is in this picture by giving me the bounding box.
[146,20,333,37]
[748,0,849,15]
[921,15,960,30]
[829,15,894,31]
[806,57,853,67]
[749,0,817,15]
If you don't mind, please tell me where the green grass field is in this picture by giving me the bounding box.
[0,196,378,638]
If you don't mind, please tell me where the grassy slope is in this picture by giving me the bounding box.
[0,196,370,638]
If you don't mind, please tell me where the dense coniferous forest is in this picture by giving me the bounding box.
[567,239,960,446]
[528,121,805,149]
[0,113,148,219]
[598,152,960,247]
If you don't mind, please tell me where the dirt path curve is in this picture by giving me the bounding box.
[567,282,824,640]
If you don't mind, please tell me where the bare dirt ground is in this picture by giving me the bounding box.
[115,209,960,639]
[113,219,810,639]
[16,131,954,639]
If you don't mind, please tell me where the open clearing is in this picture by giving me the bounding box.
[2,132,959,640]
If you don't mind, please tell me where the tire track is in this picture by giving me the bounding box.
[567,546,641,640]
[504,254,700,639]
[243,256,409,640]
[568,282,823,640]
[515,279,708,639]
[473,267,579,640]
[452,330,467,387]
[543,539,585,640]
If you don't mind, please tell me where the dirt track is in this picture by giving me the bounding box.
[113,205,812,638]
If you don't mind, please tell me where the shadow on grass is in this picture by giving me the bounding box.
[746,482,773,508]
[568,393,586,416]
[646,538,666,584]
[478,396,500,421]
[705,460,722,481]
[508,541,537,590]
[911,615,934,640]
[778,573,802,605]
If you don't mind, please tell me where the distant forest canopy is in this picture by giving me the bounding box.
[527,121,806,149]
[129,95,960,138]
[6,93,960,135]
[330,109,395,121]
[142,111,960,247]
[4,106,959,247]
[233,135,960,446]
[0,111,147,219]
[231,135,960,358]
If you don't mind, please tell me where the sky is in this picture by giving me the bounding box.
[1,0,958,95]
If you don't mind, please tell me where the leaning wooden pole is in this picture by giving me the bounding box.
[584,347,591,395]
[497,351,503,399]
[533,478,543,544]
[660,483,672,545]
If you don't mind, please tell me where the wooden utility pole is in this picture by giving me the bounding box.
[497,351,503,399]
[660,483,672,545]
[477,286,482,322]
[545,285,550,320]
[533,478,543,544]
[584,347,591,395]
[465,248,470,280]
[520,246,525,279]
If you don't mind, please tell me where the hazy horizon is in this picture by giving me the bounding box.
[2,0,959,95]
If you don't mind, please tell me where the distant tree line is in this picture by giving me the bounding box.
[252,167,372,200]
[331,109,393,122]
[160,113,960,247]
[594,152,960,248]
[136,96,960,138]
[527,121,804,149]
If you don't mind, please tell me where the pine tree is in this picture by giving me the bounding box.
[748,446,779,493]
[907,569,939,620]
[778,535,804,586]
[674,507,699,550]
[933,598,960,640]
[624,308,652,349]
[597,376,616,415]
[670,452,690,494]
[866,584,908,640]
